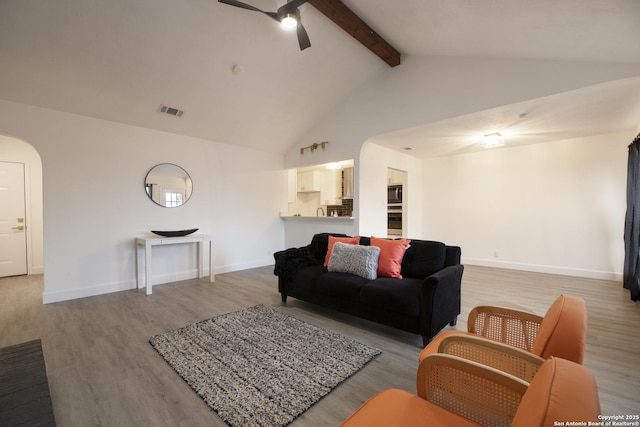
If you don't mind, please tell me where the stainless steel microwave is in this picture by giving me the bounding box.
[388,185,402,204]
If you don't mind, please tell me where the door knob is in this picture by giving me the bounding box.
[12,226,25,231]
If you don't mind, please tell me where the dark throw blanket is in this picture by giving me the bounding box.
[273,233,346,283]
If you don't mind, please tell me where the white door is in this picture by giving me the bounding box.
[0,161,27,277]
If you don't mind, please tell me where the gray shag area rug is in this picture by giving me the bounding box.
[149,304,381,427]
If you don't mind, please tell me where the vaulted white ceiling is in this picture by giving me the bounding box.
[1,0,639,158]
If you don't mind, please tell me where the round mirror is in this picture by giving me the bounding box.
[144,163,193,208]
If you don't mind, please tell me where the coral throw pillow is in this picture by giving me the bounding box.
[324,235,361,266]
[370,237,411,278]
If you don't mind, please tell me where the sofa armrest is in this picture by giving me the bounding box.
[273,245,322,284]
[468,305,544,352]
[437,334,544,383]
[419,264,464,344]
[417,353,528,426]
[423,264,464,296]
[273,233,348,282]
[444,245,461,267]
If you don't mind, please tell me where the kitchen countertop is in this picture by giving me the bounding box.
[280,214,354,220]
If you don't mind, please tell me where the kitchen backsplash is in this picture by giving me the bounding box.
[327,199,353,217]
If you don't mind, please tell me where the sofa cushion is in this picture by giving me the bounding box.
[358,236,371,246]
[360,277,423,316]
[309,232,348,261]
[371,237,411,279]
[327,242,380,280]
[291,265,327,292]
[401,240,446,280]
[316,272,371,299]
[324,235,361,266]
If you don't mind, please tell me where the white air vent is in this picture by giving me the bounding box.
[158,104,184,117]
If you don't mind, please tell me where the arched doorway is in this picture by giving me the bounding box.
[0,135,44,278]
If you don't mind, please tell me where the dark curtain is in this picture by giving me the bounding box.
[623,133,640,302]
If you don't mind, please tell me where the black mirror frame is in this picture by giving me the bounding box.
[144,163,193,208]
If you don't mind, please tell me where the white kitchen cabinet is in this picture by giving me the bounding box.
[287,169,297,203]
[297,171,320,192]
[342,167,354,199]
[388,168,405,185]
[320,170,341,205]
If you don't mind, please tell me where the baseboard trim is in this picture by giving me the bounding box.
[463,258,622,281]
[42,269,200,304]
[42,260,274,304]
[150,269,200,286]
[30,266,44,275]
[213,258,273,275]
[40,258,621,304]
[43,279,137,304]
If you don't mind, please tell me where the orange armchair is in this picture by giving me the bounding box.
[340,355,601,427]
[418,294,587,368]
[431,334,545,382]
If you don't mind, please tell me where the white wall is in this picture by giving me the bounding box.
[282,55,640,279]
[281,143,423,245]
[358,143,422,237]
[0,135,44,274]
[0,99,287,303]
[282,218,356,249]
[284,55,640,169]
[422,130,634,280]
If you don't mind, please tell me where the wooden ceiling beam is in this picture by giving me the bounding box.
[306,0,401,67]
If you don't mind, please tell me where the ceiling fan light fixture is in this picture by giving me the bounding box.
[481,132,504,148]
[279,11,299,30]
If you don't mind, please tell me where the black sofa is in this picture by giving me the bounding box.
[273,233,463,345]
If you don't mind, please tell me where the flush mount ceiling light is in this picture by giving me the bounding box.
[325,162,341,170]
[481,132,504,148]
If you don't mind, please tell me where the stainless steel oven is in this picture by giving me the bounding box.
[388,185,403,235]
[388,207,402,236]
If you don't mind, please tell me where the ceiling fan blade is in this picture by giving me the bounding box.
[220,0,310,50]
[279,0,309,12]
[296,21,311,50]
[218,0,278,22]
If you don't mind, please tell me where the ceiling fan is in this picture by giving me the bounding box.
[218,0,311,51]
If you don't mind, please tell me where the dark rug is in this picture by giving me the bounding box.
[149,304,381,427]
[0,339,56,426]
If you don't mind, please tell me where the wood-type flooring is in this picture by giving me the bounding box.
[0,265,638,426]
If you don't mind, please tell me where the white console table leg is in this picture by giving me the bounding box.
[197,240,204,279]
[135,243,143,289]
[135,235,213,294]
[209,239,215,282]
[145,241,153,295]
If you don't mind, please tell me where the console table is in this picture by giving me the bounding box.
[135,234,214,295]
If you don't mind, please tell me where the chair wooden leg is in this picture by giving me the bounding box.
[281,293,287,302]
